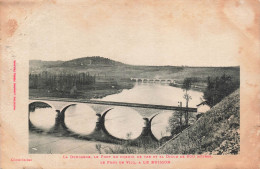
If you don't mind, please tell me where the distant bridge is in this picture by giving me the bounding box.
[29,98,197,145]
[130,78,176,84]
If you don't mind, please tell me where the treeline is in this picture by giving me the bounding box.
[29,71,96,91]
[203,74,239,107]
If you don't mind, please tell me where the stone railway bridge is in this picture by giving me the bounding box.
[29,98,197,146]
[130,78,176,84]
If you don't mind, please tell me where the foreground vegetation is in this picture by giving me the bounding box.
[157,89,240,154]
[203,74,240,106]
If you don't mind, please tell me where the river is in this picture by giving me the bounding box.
[97,83,203,107]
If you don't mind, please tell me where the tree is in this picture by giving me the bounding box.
[182,78,192,126]
[168,111,183,136]
[182,78,192,91]
[203,74,239,107]
[168,102,185,136]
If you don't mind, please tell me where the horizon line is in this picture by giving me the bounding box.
[29,56,240,67]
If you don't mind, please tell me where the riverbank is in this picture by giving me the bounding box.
[29,81,135,100]
[169,82,207,92]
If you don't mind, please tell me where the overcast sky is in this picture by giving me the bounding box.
[13,0,257,66]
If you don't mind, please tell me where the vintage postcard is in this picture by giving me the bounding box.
[0,0,259,168]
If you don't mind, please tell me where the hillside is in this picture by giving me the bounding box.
[61,56,125,67]
[29,56,239,83]
[157,89,240,154]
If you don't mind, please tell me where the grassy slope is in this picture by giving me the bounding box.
[157,89,240,154]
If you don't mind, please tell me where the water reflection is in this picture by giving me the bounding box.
[29,102,57,130]
[151,111,173,140]
[64,104,97,135]
[104,107,144,140]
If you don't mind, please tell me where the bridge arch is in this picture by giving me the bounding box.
[62,104,98,135]
[29,101,57,131]
[150,111,175,140]
[100,108,123,141]
[29,100,56,110]
[102,107,144,140]
[148,114,159,141]
[143,79,148,83]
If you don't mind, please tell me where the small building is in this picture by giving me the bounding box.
[197,101,211,113]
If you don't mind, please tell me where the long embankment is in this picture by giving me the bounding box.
[155,89,240,155]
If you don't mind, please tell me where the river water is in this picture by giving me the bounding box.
[30,83,204,140]
[98,83,203,107]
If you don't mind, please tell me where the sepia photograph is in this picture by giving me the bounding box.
[29,56,240,154]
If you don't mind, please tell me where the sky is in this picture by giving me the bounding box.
[6,0,259,66]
